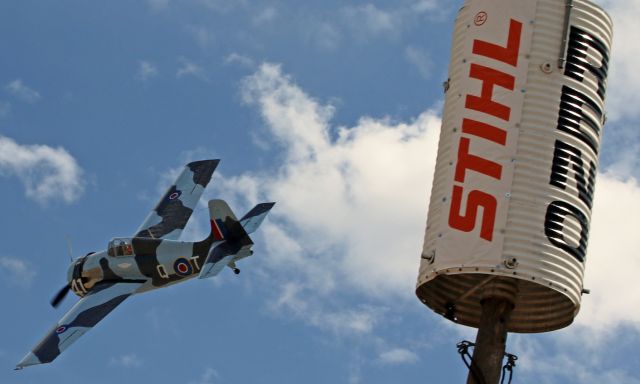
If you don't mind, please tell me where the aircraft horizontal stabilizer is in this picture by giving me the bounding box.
[198,242,243,279]
[240,202,275,235]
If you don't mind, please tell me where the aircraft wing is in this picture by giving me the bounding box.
[135,159,219,240]
[16,281,143,369]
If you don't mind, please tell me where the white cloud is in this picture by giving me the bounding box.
[513,335,640,383]
[269,282,380,335]
[252,6,277,25]
[574,173,640,333]
[5,79,41,103]
[341,4,400,39]
[337,2,447,42]
[377,348,419,364]
[236,63,438,300]
[137,60,159,81]
[177,57,207,79]
[605,143,640,180]
[305,21,342,51]
[193,0,245,12]
[596,0,640,123]
[0,135,84,204]
[404,45,433,79]
[189,367,220,384]
[0,256,36,287]
[224,52,255,68]
[109,353,142,368]
[301,2,447,51]
[186,25,215,50]
[146,0,170,11]
[412,0,439,13]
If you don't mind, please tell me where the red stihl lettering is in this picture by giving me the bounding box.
[465,64,515,121]
[447,17,524,242]
[462,118,507,145]
[449,186,497,241]
[472,19,523,66]
[454,137,503,183]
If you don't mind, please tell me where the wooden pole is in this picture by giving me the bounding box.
[466,277,518,384]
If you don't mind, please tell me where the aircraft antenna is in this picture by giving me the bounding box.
[65,235,74,262]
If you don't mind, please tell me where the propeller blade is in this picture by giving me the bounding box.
[50,285,70,308]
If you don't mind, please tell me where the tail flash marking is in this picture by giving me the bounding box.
[210,219,225,241]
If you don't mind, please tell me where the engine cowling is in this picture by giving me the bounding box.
[68,255,90,297]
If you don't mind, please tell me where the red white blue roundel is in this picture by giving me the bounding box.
[56,325,68,334]
[173,258,192,276]
[168,191,182,200]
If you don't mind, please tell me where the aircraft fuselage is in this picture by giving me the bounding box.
[68,237,219,297]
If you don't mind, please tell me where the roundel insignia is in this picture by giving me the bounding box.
[168,191,182,200]
[56,325,68,334]
[173,258,192,276]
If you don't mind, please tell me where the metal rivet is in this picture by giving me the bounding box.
[540,62,553,74]
[504,257,518,269]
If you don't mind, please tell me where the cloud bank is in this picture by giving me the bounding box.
[233,63,440,300]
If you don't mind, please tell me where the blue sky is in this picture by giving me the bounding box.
[1,0,639,383]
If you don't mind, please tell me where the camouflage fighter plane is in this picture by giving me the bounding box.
[16,159,274,369]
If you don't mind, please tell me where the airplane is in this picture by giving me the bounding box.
[16,159,274,369]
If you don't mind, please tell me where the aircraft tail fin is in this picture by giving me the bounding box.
[208,200,275,241]
[208,199,241,241]
[199,200,274,279]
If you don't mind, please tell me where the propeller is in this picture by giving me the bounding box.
[49,236,75,308]
[50,284,71,308]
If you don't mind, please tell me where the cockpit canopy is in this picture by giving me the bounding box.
[107,238,134,257]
